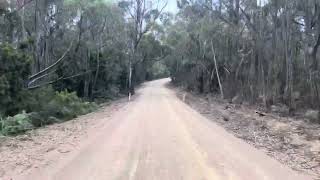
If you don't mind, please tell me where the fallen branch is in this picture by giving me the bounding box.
[211,40,224,99]
[29,41,74,81]
[255,111,266,117]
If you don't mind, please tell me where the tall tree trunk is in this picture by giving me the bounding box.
[283,1,293,109]
[84,49,91,99]
[211,41,224,99]
[20,0,26,41]
[92,46,100,99]
[128,57,133,101]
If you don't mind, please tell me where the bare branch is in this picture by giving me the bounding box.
[28,40,74,82]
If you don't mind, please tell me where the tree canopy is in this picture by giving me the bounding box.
[164,0,320,112]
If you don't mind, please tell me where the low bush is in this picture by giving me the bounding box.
[0,112,34,135]
[42,90,98,121]
[0,90,98,135]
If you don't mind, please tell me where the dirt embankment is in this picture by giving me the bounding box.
[174,87,320,179]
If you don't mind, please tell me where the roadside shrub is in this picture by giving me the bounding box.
[28,112,61,128]
[43,91,98,121]
[24,86,56,113]
[0,90,98,135]
[0,112,34,135]
[26,90,98,128]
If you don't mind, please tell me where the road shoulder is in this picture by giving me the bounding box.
[0,98,129,179]
[172,85,320,179]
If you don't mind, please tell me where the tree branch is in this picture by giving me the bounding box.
[28,40,74,82]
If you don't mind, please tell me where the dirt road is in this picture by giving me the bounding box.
[14,79,311,180]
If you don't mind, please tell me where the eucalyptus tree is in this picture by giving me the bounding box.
[118,0,167,99]
[166,0,320,110]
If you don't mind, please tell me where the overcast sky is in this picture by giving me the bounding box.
[163,0,268,14]
[110,0,178,14]
[165,0,178,14]
[109,0,268,14]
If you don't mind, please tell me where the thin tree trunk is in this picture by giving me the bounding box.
[92,45,100,100]
[128,58,133,101]
[211,41,224,99]
[284,1,293,109]
[21,0,26,41]
[84,49,91,99]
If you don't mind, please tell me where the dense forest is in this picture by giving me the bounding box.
[165,0,320,115]
[0,0,169,135]
[1,0,320,135]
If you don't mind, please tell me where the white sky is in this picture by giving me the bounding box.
[165,0,178,13]
[110,0,267,14]
[163,0,269,14]
[110,0,178,14]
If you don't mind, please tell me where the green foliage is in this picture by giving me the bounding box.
[0,44,31,116]
[0,0,169,135]
[0,112,33,136]
[0,44,97,134]
[164,0,320,110]
[44,91,98,120]
[27,90,97,128]
[147,61,170,80]
[25,86,56,113]
[0,90,97,135]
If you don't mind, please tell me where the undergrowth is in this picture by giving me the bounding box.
[0,90,97,136]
